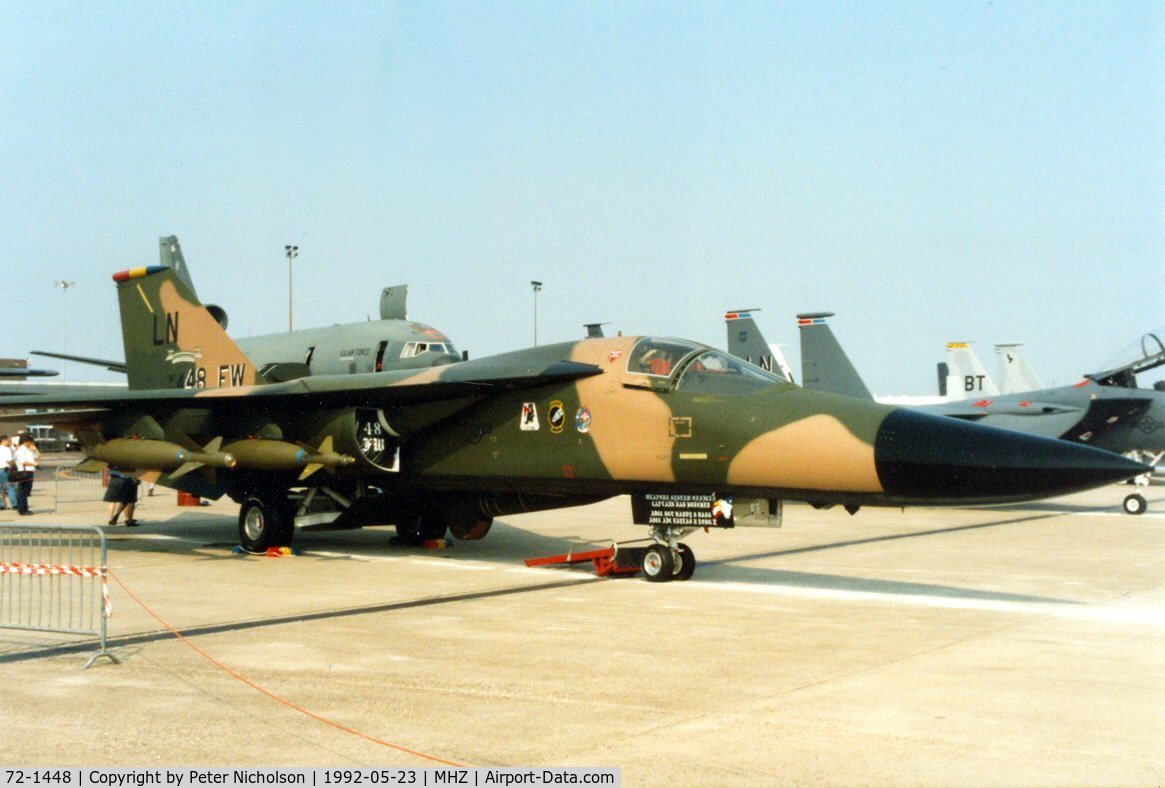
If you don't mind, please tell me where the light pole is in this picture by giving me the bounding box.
[55,280,76,379]
[285,245,298,332]
[530,280,543,346]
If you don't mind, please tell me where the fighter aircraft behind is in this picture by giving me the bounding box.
[724,310,794,382]
[944,342,1000,400]
[32,235,463,382]
[768,312,1165,515]
[0,368,57,378]
[1,266,1145,582]
[995,343,1045,394]
[0,358,58,377]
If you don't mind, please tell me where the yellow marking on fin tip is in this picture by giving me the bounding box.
[136,283,154,313]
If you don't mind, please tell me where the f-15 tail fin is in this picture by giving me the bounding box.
[995,343,1044,394]
[796,313,873,400]
[158,235,197,297]
[114,265,264,391]
[724,310,793,382]
[945,342,999,400]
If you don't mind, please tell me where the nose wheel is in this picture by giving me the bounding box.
[672,543,696,581]
[639,540,697,582]
[1123,493,1147,515]
[641,545,674,582]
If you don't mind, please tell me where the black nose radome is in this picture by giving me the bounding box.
[875,408,1148,504]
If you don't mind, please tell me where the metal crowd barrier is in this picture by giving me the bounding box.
[0,524,117,667]
[52,464,111,511]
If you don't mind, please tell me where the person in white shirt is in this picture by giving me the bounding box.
[13,437,39,515]
[0,435,14,510]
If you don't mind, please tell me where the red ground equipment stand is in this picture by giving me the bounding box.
[524,544,647,578]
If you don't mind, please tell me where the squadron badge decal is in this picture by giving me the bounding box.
[575,406,592,434]
[520,402,540,431]
[548,400,566,434]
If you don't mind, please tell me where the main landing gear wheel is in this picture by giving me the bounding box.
[238,494,294,553]
[641,544,676,582]
[395,515,448,545]
[1123,493,1147,516]
[449,517,493,541]
[672,543,696,581]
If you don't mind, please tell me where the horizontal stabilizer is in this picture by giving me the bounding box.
[32,350,128,374]
[0,408,110,429]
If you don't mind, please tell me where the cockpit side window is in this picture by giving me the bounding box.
[401,341,457,359]
[675,350,789,395]
[626,338,705,377]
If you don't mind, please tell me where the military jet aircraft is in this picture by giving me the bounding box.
[940,341,1044,398]
[0,266,1145,582]
[33,236,463,382]
[994,343,1045,394]
[723,310,795,382]
[0,358,58,377]
[760,312,1163,515]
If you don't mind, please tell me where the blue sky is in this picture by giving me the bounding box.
[1,1,1162,393]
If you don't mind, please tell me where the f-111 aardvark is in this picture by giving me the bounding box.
[4,266,1145,581]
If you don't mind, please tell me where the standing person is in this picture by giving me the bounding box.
[0,435,14,510]
[104,469,140,526]
[12,437,39,515]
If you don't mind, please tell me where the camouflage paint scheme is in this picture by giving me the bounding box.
[0,266,1146,558]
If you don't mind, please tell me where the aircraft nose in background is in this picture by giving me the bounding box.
[874,408,1148,503]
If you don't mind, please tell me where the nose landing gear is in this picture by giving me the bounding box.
[641,526,698,583]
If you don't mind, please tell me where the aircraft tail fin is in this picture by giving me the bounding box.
[945,342,999,400]
[725,309,791,381]
[158,236,198,298]
[995,343,1044,394]
[114,265,265,391]
[380,285,408,320]
[796,313,874,400]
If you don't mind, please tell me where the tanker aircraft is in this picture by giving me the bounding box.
[33,235,463,382]
[747,312,1162,515]
[1,266,1144,582]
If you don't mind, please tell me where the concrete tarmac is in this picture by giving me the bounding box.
[0,475,1162,785]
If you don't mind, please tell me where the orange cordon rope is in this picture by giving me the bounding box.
[107,570,466,767]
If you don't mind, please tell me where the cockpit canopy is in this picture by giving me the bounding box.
[626,337,791,396]
[626,338,705,377]
[1090,328,1165,389]
[401,340,458,359]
